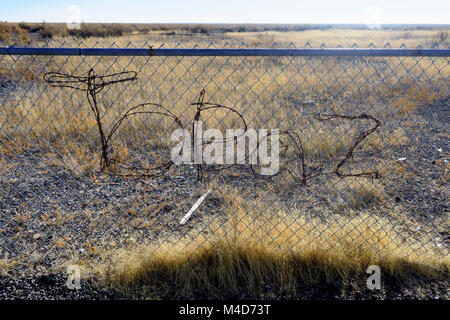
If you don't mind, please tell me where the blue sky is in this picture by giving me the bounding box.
[1,0,449,24]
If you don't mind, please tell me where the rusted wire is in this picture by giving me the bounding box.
[44,68,182,176]
[190,89,248,180]
[44,69,381,183]
[313,113,381,179]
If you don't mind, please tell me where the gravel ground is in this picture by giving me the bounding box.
[0,274,123,300]
[1,273,448,300]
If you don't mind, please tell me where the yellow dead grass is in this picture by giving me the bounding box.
[103,196,449,298]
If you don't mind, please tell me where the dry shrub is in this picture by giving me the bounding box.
[14,26,30,44]
[0,22,11,43]
[70,24,124,38]
[18,22,32,31]
[37,23,69,38]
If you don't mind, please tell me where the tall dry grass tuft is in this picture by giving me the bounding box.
[103,197,449,298]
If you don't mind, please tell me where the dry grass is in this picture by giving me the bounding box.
[328,178,385,210]
[103,196,449,298]
[0,258,20,277]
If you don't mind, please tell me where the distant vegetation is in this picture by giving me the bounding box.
[0,21,449,43]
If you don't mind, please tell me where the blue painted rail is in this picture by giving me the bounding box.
[0,47,449,57]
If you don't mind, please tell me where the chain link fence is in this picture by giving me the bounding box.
[0,43,448,286]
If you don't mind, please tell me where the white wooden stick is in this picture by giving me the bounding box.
[180,189,211,225]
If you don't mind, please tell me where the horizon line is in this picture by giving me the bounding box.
[1,21,450,26]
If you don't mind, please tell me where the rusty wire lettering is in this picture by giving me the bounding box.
[44,69,381,183]
[313,113,381,179]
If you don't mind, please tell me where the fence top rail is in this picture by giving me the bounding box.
[0,47,449,57]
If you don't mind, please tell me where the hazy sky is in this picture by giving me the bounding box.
[1,0,449,24]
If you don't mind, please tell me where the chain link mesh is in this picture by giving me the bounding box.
[0,42,448,290]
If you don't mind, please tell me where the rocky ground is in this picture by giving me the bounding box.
[0,274,122,300]
[1,272,448,300]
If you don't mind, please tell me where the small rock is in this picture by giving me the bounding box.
[37,274,57,286]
